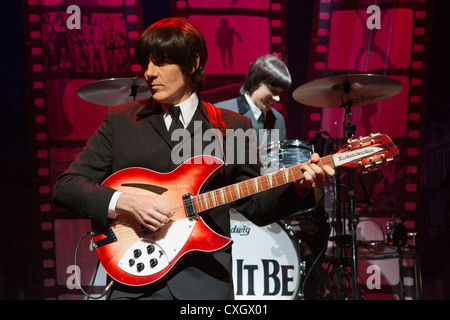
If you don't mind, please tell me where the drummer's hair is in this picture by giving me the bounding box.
[135,17,208,94]
[241,55,291,95]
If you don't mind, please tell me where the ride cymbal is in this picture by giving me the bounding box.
[77,77,151,107]
[292,74,402,108]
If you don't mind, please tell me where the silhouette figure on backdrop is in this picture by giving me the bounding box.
[355,10,394,69]
[214,19,242,70]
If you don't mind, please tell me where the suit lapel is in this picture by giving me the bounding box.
[236,95,250,115]
[137,99,173,148]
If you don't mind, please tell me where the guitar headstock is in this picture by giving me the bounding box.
[333,133,399,173]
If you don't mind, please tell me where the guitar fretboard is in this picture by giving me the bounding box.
[193,155,334,213]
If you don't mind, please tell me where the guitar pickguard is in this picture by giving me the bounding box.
[117,218,196,277]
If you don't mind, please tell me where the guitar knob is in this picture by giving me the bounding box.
[133,249,142,258]
[147,244,155,254]
[129,259,135,266]
[136,262,145,272]
[150,258,158,267]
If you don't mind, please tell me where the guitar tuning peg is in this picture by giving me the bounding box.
[384,158,394,167]
[362,164,372,174]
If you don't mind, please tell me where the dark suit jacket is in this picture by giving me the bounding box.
[52,98,314,300]
[215,95,287,142]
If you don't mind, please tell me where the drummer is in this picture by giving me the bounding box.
[215,54,290,146]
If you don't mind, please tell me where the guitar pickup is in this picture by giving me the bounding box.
[182,193,198,221]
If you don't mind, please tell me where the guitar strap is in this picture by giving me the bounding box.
[203,101,227,164]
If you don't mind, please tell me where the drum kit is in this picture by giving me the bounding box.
[231,73,405,300]
[78,73,406,300]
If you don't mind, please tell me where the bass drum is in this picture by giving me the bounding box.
[230,210,303,300]
[260,139,312,175]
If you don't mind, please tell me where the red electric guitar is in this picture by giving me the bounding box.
[91,133,399,286]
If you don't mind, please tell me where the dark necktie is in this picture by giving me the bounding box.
[168,105,184,146]
[264,110,275,130]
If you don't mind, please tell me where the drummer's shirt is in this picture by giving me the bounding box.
[244,93,266,128]
[244,93,275,150]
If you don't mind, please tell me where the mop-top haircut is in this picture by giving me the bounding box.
[134,17,208,93]
[241,54,291,95]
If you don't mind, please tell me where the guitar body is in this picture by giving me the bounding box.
[92,155,232,286]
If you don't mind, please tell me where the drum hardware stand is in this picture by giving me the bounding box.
[129,76,140,101]
[340,82,361,300]
[324,85,362,299]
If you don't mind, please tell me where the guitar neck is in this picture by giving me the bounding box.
[193,155,334,213]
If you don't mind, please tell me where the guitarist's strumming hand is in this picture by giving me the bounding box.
[294,153,335,197]
[115,193,174,232]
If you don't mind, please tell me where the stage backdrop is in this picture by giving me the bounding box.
[297,0,433,299]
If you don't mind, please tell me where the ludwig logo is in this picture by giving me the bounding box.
[230,224,251,236]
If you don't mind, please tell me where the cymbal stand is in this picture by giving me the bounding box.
[339,82,361,300]
[129,76,139,101]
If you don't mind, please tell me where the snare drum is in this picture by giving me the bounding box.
[230,211,302,300]
[260,139,312,175]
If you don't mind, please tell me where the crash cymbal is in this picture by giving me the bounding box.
[77,77,151,107]
[292,74,402,108]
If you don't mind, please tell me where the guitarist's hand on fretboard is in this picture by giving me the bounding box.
[294,152,335,196]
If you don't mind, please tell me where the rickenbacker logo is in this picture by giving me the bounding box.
[332,146,383,166]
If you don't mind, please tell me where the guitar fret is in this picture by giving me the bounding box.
[194,197,201,212]
[234,184,240,199]
[283,169,289,183]
[267,174,273,188]
[253,179,259,192]
[206,193,211,209]
[219,188,225,204]
[201,194,208,210]
[290,168,296,181]
[211,191,217,207]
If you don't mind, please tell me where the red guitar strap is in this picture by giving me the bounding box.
[203,102,226,135]
[203,101,227,163]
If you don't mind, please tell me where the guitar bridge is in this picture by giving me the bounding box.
[182,193,198,220]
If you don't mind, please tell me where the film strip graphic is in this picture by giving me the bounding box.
[22,1,143,299]
[304,0,433,300]
[171,0,288,106]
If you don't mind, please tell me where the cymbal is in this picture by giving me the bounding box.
[292,74,402,108]
[77,77,151,107]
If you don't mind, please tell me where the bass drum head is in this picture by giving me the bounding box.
[230,211,302,300]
